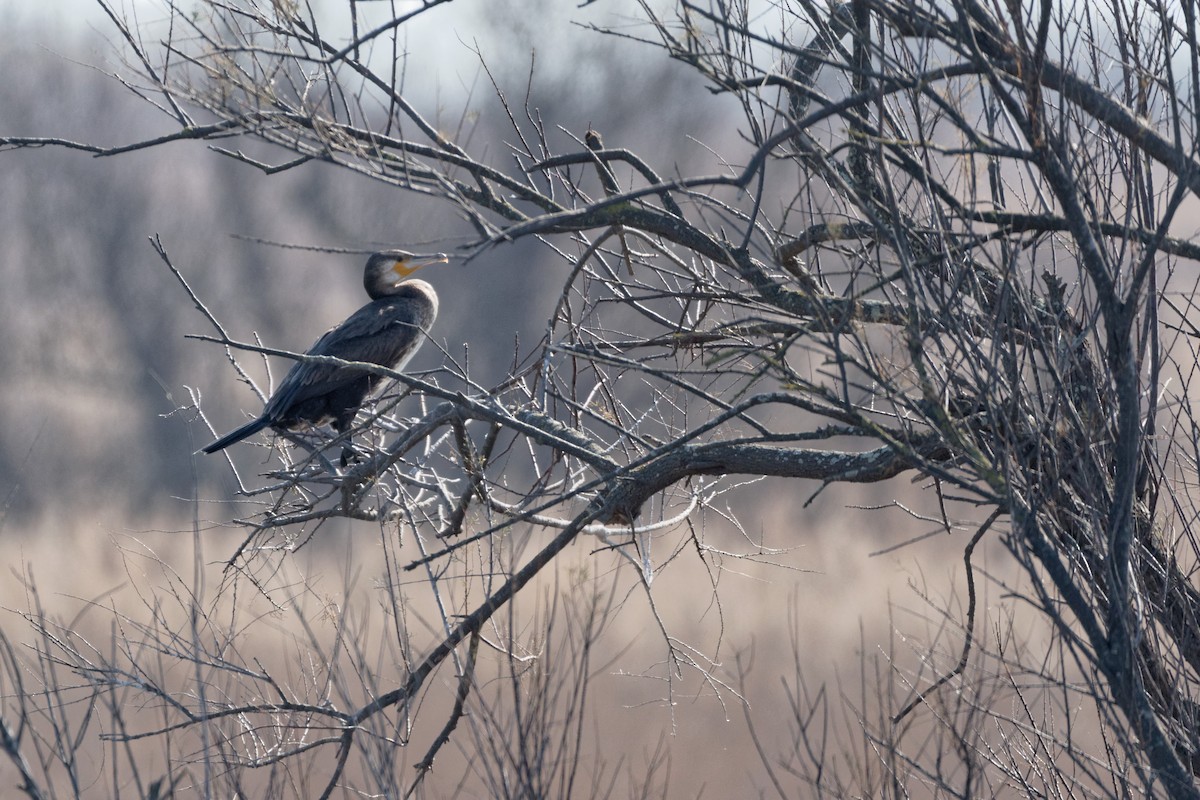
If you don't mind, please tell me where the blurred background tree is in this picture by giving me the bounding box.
[4,1,1200,798]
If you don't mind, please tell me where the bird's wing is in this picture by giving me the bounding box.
[262,298,432,419]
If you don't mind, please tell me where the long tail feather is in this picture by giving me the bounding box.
[202,417,271,454]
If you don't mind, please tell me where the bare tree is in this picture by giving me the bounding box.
[6,0,1200,797]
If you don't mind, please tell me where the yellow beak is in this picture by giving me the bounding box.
[393,253,448,278]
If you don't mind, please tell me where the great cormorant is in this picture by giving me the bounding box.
[202,250,444,454]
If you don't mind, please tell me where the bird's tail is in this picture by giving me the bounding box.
[202,417,271,454]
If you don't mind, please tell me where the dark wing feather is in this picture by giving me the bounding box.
[261,290,435,425]
[202,277,438,454]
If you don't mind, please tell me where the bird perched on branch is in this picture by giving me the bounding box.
[202,250,444,455]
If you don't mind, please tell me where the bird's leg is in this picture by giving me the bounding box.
[339,438,364,468]
[332,423,366,468]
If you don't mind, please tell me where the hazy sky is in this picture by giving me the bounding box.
[3,0,144,41]
[4,0,641,103]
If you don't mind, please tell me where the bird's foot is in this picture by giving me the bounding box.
[339,443,365,468]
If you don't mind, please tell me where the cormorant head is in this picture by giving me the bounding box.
[364,250,448,298]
